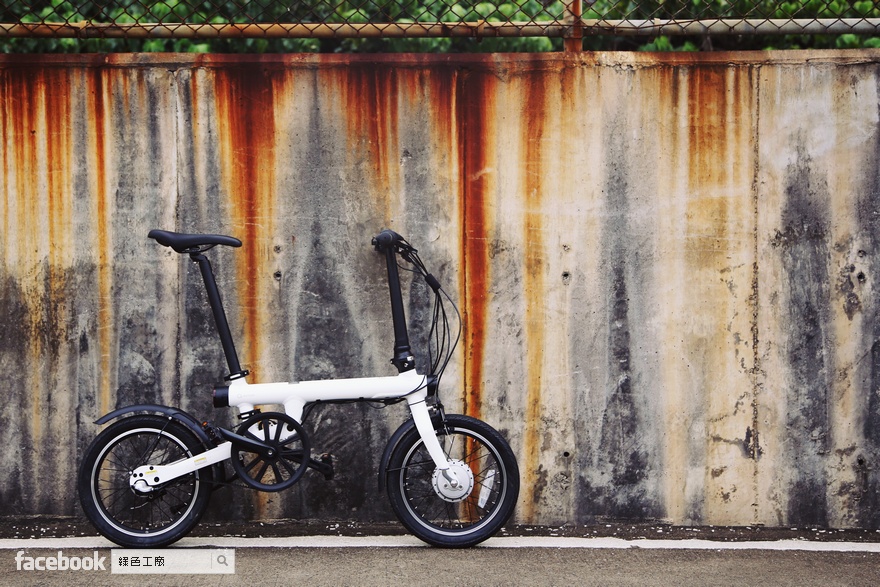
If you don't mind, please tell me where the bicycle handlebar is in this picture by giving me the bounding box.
[371,229,404,250]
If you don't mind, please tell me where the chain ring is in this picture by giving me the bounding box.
[231,412,310,492]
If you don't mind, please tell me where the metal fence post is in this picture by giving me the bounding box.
[564,0,583,52]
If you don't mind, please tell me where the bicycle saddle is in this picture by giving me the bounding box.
[148,229,242,253]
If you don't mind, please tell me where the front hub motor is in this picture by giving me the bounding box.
[431,459,475,502]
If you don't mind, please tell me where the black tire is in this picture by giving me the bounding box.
[78,415,214,548]
[386,414,519,547]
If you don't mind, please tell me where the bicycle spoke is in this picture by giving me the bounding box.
[92,430,199,532]
[255,460,270,482]
[242,455,262,474]
[153,498,174,526]
[393,425,512,532]
[100,482,132,511]
[279,458,298,477]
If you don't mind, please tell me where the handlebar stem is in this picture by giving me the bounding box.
[374,233,416,373]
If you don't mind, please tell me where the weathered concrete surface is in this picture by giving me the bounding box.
[1,50,880,529]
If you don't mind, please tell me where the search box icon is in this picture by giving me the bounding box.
[112,548,235,574]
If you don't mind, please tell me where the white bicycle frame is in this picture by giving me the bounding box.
[129,229,461,495]
[129,370,453,491]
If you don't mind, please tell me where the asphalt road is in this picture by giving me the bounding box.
[2,537,879,587]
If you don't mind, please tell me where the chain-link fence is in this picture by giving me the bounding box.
[3,1,880,52]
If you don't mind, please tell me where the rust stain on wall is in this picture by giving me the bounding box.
[520,70,547,522]
[686,66,733,268]
[0,74,7,248]
[7,67,42,441]
[8,69,38,262]
[213,65,281,521]
[86,68,115,418]
[427,65,457,154]
[41,68,74,420]
[214,66,277,378]
[3,66,77,444]
[681,63,759,524]
[457,64,496,421]
[44,68,72,267]
[343,64,400,222]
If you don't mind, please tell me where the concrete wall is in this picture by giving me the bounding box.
[2,50,880,528]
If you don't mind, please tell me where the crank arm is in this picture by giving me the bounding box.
[130,442,231,491]
[216,427,278,458]
[307,454,335,480]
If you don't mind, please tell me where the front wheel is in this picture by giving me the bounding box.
[78,415,214,548]
[386,414,519,547]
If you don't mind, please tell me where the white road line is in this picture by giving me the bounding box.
[1,535,879,552]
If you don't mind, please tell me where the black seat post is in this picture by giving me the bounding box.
[190,251,248,380]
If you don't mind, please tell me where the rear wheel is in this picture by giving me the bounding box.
[386,414,519,547]
[78,415,213,548]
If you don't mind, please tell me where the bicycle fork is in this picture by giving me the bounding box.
[407,392,450,467]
